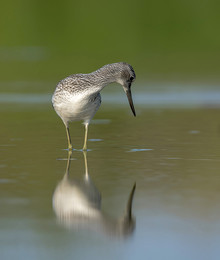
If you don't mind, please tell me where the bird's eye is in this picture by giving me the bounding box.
[130,76,134,81]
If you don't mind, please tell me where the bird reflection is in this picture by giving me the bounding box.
[52,151,136,238]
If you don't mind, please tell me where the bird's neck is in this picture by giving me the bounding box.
[92,64,122,89]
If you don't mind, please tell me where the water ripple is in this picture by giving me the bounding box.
[128,148,153,152]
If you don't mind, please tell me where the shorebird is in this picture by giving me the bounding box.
[52,62,136,150]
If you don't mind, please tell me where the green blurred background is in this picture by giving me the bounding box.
[0,0,220,93]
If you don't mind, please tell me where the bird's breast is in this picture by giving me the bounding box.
[52,91,101,124]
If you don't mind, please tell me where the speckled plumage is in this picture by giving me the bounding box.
[52,62,136,150]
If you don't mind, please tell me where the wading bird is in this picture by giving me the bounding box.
[52,62,136,150]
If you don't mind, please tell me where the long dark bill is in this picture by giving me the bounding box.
[126,88,136,117]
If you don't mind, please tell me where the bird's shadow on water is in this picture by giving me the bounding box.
[52,150,136,238]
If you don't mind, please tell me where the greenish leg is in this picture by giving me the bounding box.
[83,123,89,151]
[65,125,72,150]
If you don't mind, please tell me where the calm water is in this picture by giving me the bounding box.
[1,92,220,260]
[1,1,220,258]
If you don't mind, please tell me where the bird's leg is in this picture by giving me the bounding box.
[83,123,89,151]
[65,125,72,150]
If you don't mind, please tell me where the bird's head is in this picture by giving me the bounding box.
[116,63,136,116]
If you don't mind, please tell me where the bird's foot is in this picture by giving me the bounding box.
[68,145,73,151]
[82,144,88,151]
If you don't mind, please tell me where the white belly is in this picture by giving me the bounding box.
[52,91,101,125]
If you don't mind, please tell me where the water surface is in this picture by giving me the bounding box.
[0,95,220,260]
